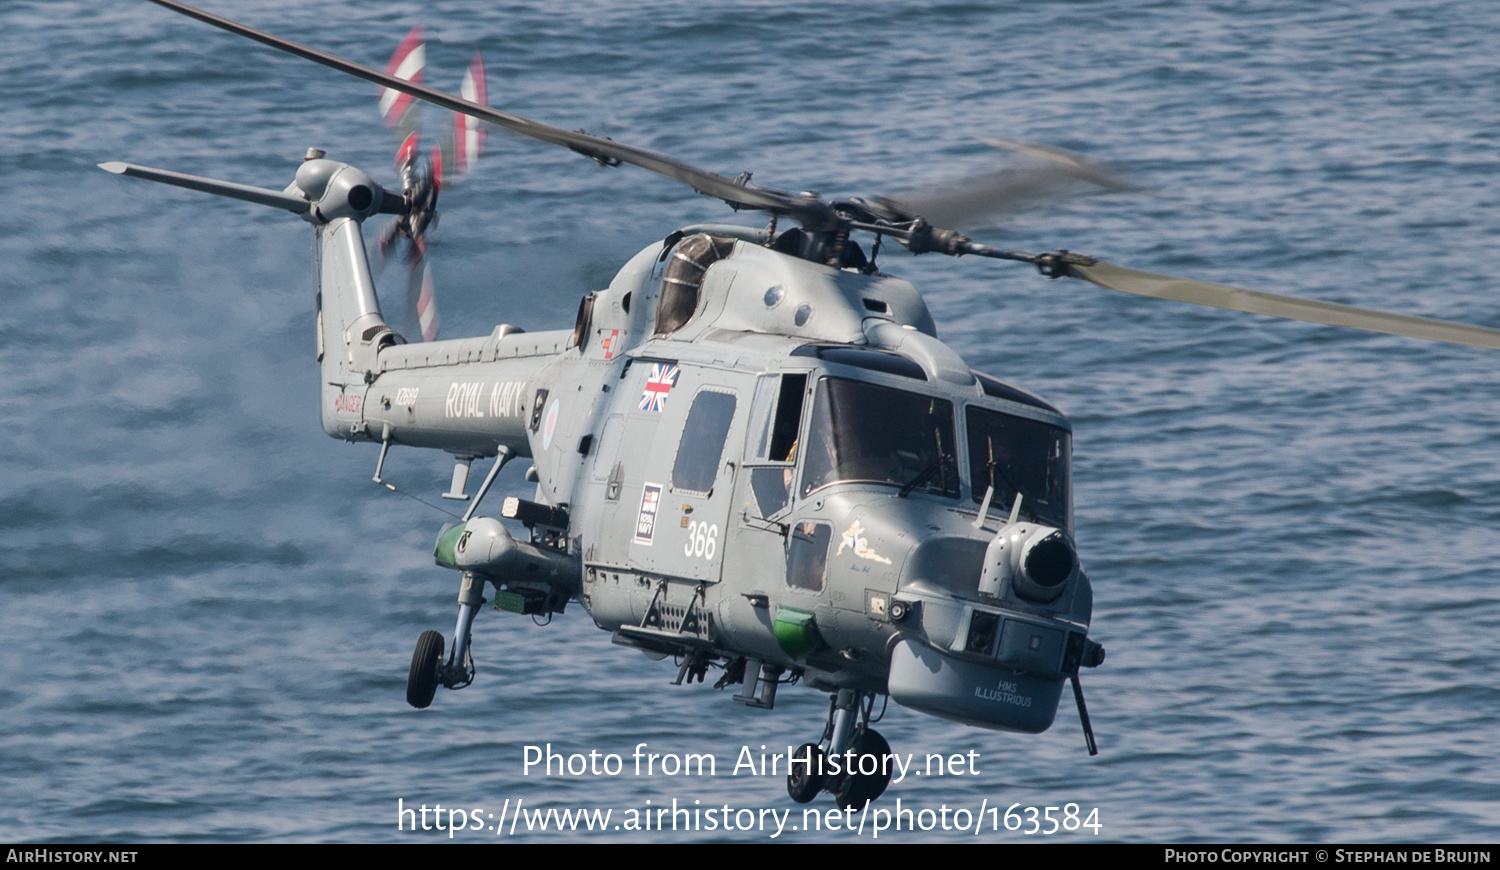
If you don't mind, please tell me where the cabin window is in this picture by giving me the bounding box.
[655,234,734,336]
[965,405,1071,530]
[786,521,831,592]
[800,377,958,498]
[671,389,737,494]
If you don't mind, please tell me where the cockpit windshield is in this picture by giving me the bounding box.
[800,377,959,498]
[966,406,1071,529]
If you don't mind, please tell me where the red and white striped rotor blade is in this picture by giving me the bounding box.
[429,144,445,190]
[416,259,440,342]
[378,26,425,130]
[453,52,487,177]
[395,130,421,168]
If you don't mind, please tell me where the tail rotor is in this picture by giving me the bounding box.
[374,29,488,343]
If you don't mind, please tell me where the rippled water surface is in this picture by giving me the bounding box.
[3,0,1498,843]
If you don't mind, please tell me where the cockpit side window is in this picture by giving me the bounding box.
[747,373,806,462]
[743,373,807,518]
[965,405,1071,530]
[768,374,805,461]
[799,377,958,498]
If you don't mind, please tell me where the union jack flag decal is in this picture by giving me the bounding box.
[639,363,679,412]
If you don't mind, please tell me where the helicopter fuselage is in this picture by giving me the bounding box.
[305,153,1097,736]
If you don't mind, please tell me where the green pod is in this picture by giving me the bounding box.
[434,522,465,569]
[773,607,825,659]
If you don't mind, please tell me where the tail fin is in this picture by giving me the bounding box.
[302,159,398,440]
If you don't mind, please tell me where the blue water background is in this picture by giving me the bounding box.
[2,0,1497,843]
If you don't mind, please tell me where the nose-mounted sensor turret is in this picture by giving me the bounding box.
[977,496,1078,603]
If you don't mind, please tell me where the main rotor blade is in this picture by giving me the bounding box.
[98,161,310,214]
[145,1,823,221]
[1069,259,1500,351]
[885,140,1141,229]
[981,139,1143,194]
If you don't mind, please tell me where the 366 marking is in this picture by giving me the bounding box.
[684,521,718,560]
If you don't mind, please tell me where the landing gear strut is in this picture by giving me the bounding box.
[406,572,484,709]
[443,572,483,690]
[787,688,893,808]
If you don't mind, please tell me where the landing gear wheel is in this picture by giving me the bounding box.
[833,728,892,810]
[406,630,444,709]
[787,742,825,804]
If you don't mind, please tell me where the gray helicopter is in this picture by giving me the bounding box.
[103,0,1500,811]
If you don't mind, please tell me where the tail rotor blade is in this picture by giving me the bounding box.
[380,26,425,137]
[403,245,440,343]
[415,257,440,342]
[394,130,421,169]
[453,51,487,179]
[430,143,447,192]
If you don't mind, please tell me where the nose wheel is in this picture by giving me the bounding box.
[787,742,824,803]
[787,690,894,807]
[830,728,892,809]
